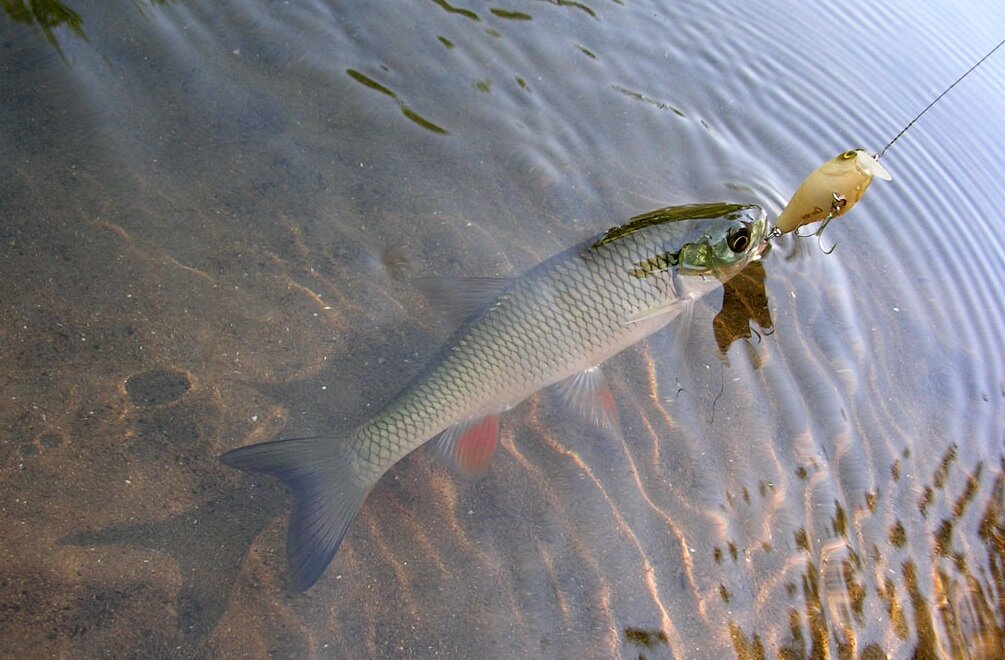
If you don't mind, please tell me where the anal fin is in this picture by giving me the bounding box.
[434,414,501,477]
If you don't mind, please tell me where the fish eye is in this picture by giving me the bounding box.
[727,225,750,253]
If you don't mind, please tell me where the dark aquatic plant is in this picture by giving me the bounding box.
[2,0,86,55]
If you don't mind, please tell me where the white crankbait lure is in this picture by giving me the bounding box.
[766,37,1003,253]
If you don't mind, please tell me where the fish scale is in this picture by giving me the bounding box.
[222,202,766,590]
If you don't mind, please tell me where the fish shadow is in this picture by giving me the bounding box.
[59,479,289,655]
[51,283,443,654]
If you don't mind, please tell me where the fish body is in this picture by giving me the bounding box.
[222,203,767,590]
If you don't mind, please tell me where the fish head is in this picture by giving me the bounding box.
[676,205,767,281]
[595,203,766,282]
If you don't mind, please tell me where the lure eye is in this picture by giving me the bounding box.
[841,150,858,160]
[727,225,750,253]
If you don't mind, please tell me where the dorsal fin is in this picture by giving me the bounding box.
[416,276,513,326]
[592,203,749,249]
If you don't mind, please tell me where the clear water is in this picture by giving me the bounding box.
[2,1,1003,657]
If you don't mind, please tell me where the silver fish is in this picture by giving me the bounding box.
[222,202,767,590]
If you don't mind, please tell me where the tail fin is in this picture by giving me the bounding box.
[220,435,368,591]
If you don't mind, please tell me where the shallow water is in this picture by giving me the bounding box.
[2,0,1004,657]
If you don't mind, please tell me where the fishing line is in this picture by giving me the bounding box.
[878,37,1005,159]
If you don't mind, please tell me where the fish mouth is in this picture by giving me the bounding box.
[751,210,770,259]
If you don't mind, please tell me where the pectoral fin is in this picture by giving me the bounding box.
[434,414,501,477]
[555,366,619,429]
[625,299,686,325]
[664,294,695,369]
[624,275,707,327]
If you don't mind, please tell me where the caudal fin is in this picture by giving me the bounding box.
[220,435,368,591]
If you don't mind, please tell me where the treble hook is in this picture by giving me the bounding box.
[796,214,837,254]
[793,192,846,254]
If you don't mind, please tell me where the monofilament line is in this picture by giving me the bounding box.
[878,37,1005,160]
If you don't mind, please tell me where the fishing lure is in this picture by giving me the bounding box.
[767,37,1004,253]
[772,149,891,253]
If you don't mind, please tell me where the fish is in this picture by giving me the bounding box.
[221,202,767,590]
[774,149,891,235]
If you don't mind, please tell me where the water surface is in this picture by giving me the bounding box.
[2,0,1004,657]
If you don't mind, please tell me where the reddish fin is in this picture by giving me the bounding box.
[434,414,501,477]
[555,366,620,429]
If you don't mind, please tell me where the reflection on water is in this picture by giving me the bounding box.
[714,259,772,357]
[346,68,449,135]
[2,0,84,53]
[2,0,1004,656]
[2,0,170,57]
